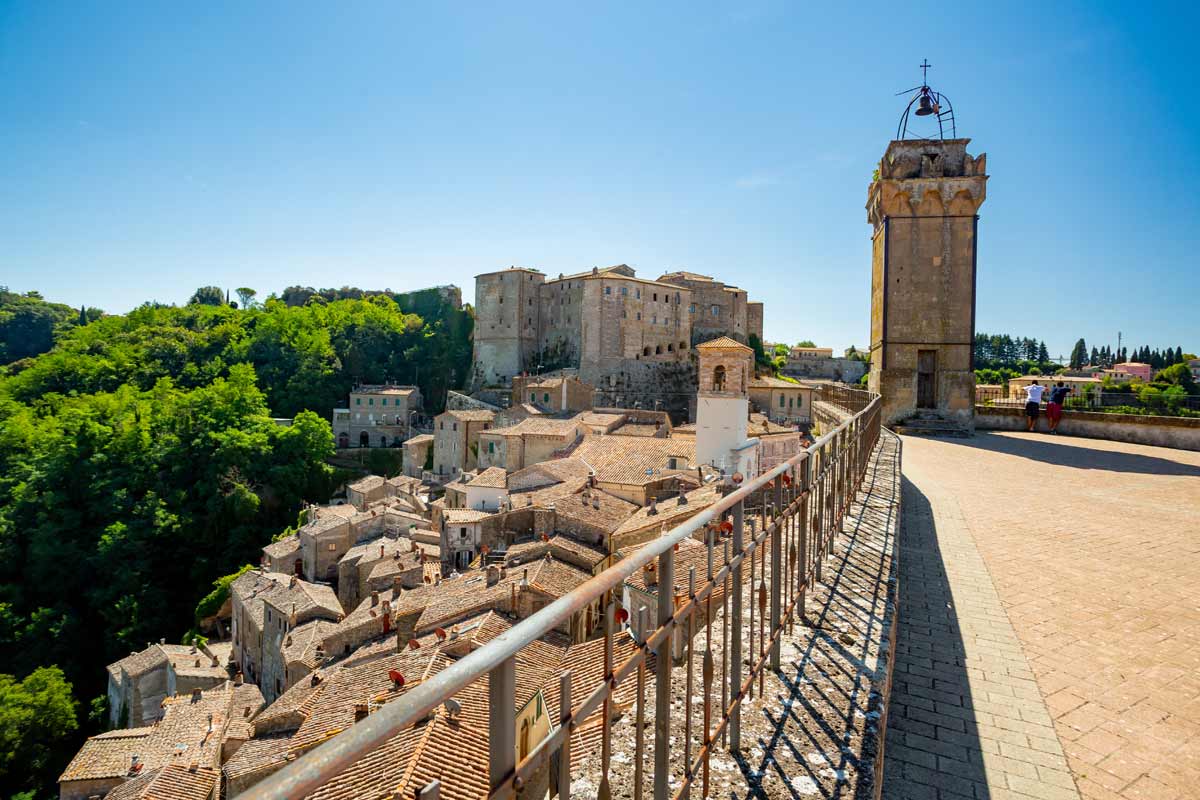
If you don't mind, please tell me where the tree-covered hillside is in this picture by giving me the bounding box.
[0,288,472,798]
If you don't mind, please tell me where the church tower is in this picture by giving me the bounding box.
[867,72,987,431]
[695,337,759,480]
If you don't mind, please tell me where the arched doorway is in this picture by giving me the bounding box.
[359,431,369,448]
[338,432,350,449]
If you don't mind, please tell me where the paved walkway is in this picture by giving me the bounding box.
[886,432,1200,800]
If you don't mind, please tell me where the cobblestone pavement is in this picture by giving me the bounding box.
[888,431,1200,800]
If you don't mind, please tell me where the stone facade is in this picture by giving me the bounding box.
[867,138,987,428]
[470,265,761,414]
[432,409,496,478]
[780,354,867,384]
[332,384,423,449]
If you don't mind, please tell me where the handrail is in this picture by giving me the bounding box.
[238,386,881,799]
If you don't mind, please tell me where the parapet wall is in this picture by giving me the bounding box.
[813,400,854,436]
[976,407,1200,451]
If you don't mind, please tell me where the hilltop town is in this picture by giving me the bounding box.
[57,272,836,798]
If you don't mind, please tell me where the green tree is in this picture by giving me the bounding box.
[1069,338,1088,370]
[1154,363,1198,393]
[236,287,258,309]
[0,666,79,796]
[795,340,816,348]
[188,286,225,306]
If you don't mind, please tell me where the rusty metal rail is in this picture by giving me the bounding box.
[237,386,882,800]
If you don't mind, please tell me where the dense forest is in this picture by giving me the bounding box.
[0,286,473,798]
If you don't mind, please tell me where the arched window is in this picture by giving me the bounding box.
[667,343,674,352]
[359,431,369,447]
[643,346,651,356]
[713,365,727,391]
[679,341,687,350]
[655,345,662,355]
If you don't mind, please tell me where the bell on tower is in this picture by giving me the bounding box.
[866,61,988,433]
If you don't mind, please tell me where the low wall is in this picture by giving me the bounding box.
[812,400,854,435]
[976,406,1200,451]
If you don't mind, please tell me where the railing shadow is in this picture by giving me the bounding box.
[879,476,992,799]
[944,430,1200,477]
[727,434,900,798]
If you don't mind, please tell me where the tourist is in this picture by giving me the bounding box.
[1046,381,1072,435]
[1024,380,1045,432]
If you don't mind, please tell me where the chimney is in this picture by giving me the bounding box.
[393,576,403,596]
[234,672,244,686]
[289,575,298,588]
[353,703,369,722]
[190,688,202,703]
[371,590,380,607]
[380,544,385,558]
[647,497,658,516]
[487,564,501,587]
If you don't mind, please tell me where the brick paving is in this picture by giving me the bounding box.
[888,431,1200,800]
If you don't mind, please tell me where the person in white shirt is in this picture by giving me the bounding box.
[1024,381,1046,431]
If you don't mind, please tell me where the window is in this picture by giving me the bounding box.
[780,395,786,408]
[689,303,696,313]
[655,345,662,355]
[368,398,374,405]
[604,286,611,295]
[679,341,686,350]
[381,398,387,406]
[543,393,550,403]
[440,422,444,430]
[622,310,627,319]
[621,287,628,296]
[667,343,674,352]
[453,422,458,431]
[637,313,641,321]
[488,442,495,453]
[530,392,536,402]
[643,346,651,356]
[713,365,727,391]
[711,305,720,316]
[676,292,681,303]
[652,315,657,324]
[328,543,337,551]
[668,458,678,469]
[636,289,641,299]
[460,528,468,539]
[355,398,361,405]
[499,297,503,303]
[652,293,657,302]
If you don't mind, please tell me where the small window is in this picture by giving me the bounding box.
[711,305,720,316]
[368,398,374,405]
[460,528,468,539]
[622,310,627,319]
[636,289,641,299]
[380,398,387,406]
[355,398,361,405]
[637,312,641,321]
[328,543,337,551]
[780,395,786,408]
[667,343,674,352]
[453,422,458,431]
[488,442,495,453]
[667,458,678,469]
[621,287,628,296]
[604,286,612,295]
[440,422,444,430]
[543,393,550,403]
[499,297,503,303]
[655,345,662,355]
[652,315,657,324]
[530,392,536,402]
[653,293,658,301]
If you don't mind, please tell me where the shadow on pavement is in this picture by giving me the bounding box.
[940,430,1200,478]
[880,477,993,799]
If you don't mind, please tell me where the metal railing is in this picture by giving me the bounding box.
[976,385,1200,414]
[238,385,883,800]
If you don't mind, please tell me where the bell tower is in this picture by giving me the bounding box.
[866,69,987,430]
[695,336,759,480]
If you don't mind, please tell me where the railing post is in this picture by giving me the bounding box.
[558,671,572,800]
[653,546,675,800]
[800,455,810,604]
[489,655,516,794]
[729,498,744,751]
[769,477,783,671]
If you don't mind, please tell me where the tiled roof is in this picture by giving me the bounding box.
[102,764,220,800]
[484,416,582,437]
[610,422,663,437]
[571,436,695,486]
[504,535,609,570]
[749,375,809,389]
[262,576,344,622]
[386,475,423,493]
[624,536,716,596]
[109,643,170,680]
[262,534,300,560]
[233,571,343,631]
[59,727,153,781]
[222,733,293,782]
[283,619,335,674]
[440,409,496,422]
[404,433,435,445]
[613,483,724,537]
[348,475,386,493]
[548,489,638,533]
[747,413,796,436]
[161,644,226,680]
[467,466,508,488]
[506,477,588,509]
[695,335,752,352]
[442,508,492,524]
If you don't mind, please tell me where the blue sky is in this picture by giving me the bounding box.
[2,1,1197,360]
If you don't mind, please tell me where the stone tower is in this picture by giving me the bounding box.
[470,267,545,387]
[866,138,988,429]
[695,336,758,480]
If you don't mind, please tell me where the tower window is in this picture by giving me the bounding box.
[713,365,727,391]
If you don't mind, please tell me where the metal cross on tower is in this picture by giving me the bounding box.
[919,59,932,83]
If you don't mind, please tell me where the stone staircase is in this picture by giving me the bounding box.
[892,411,972,438]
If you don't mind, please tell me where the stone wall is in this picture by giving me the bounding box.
[975,407,1200,451]
[781,356,867,384]
[812,400,853,436]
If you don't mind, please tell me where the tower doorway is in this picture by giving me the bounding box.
[917,350,937,409]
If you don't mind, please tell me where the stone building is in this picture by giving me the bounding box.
[402,433,434,477]
[332,384,423,449]
[867,137,987,430]
[105,641,232,729]
[432,409,496,478]
[748,375,814,424]
[512,374,596,413]
[469,265,763,410]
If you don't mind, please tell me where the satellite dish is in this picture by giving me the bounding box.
[388,669,405,688]
[731,472,744,485]
[443,698,462,718]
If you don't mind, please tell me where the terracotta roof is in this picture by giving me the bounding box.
[658,270,714,282]
[467,466,508,489]
[506,477,588,509]
[348,475,386,493]
[59,727,154,781]
[102,764,220,800]
[232,571,343,632]
[386,475,423,493]
[439,409,496,422]
[222,733,292,782]
[624,536,715,596]
[613,483,724,538]
[747,413,796,436]
[109,644,170,680]
[355,386,417,396]
[262,576,343,623]
[610,423,663,437]
[262,535,300,560]
[282,619,335,674]
[442,508,492,524]
[571,436,695,486]
[548,489,639,533]
[161,644,227,680]
[404,433,435,445]
[504,535,609,570]
[484,416,583,438]
[695,336,752,352]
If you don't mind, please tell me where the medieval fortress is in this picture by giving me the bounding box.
[469,264,763,409]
